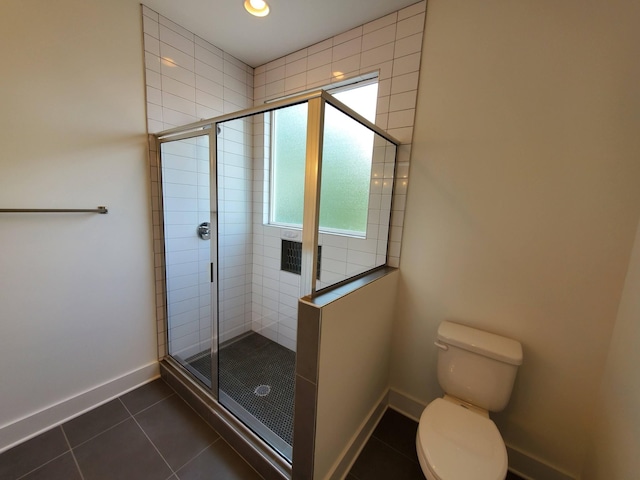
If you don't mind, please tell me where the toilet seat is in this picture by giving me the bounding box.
[417,398,507,480]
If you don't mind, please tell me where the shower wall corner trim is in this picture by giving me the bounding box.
[300,96,325,297]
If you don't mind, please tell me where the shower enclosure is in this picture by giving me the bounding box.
[156,90,398,462]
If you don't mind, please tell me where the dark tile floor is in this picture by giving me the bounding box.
[0,379,526,480]
[347,408,526,480]
[347,408,424,480]
[0,379,261,480]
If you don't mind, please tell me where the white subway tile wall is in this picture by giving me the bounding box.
[144,1,426,355]
[142,6,253,134]
[143,6,253,358]
[217,117,254,344]
[160,136,212,359]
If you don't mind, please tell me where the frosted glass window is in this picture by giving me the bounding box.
[332,82,378,123]
[271,102,308,226]
[270,82,378,236]
[319,104,374,235]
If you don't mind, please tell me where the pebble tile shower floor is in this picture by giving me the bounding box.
[187,332,295,446]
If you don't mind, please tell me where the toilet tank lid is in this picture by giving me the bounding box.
[437,321,523,365]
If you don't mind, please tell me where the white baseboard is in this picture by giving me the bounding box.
[387,388,576,480]
[506,444,576,480]
[327,389,390,480]
[387,387,425,422]
[0,361,159,453]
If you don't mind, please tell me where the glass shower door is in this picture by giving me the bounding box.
[215,113,295,461]
[160,131,216,389]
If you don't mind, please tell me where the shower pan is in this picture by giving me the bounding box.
[156,90,398,464]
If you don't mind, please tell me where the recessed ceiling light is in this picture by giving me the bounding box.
[244,0,270,17]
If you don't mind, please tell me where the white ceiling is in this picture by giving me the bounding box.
[140,0,420,68]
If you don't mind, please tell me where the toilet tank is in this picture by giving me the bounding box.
[436,321,523,412]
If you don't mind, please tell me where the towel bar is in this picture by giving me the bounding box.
[0,206,108,214]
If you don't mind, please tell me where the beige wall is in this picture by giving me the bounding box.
[0,0,156,450]
[582,218,640,479]
[315,271,398,480]
[391,0,640,477]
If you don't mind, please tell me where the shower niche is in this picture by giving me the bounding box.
[157,90,398,463]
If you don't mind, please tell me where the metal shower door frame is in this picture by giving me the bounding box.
[157,126,219,398]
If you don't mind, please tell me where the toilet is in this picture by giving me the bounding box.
[416,321,523,480]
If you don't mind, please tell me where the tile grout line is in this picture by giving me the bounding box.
[122,390,177,417]
[13,428,73,480]
[63,414,133,451]
[171,438,222,478]
[371,433,420,465]
[60,426,86,480]
[119,397,178,478]
[14,452,71,480]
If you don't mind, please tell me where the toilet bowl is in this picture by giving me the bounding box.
[416,397,507,480]
[416,321,522,480]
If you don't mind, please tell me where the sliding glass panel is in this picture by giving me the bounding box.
[161,132,214,388]
[316,103,397,290]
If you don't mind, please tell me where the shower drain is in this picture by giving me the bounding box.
[254,384,271,397]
